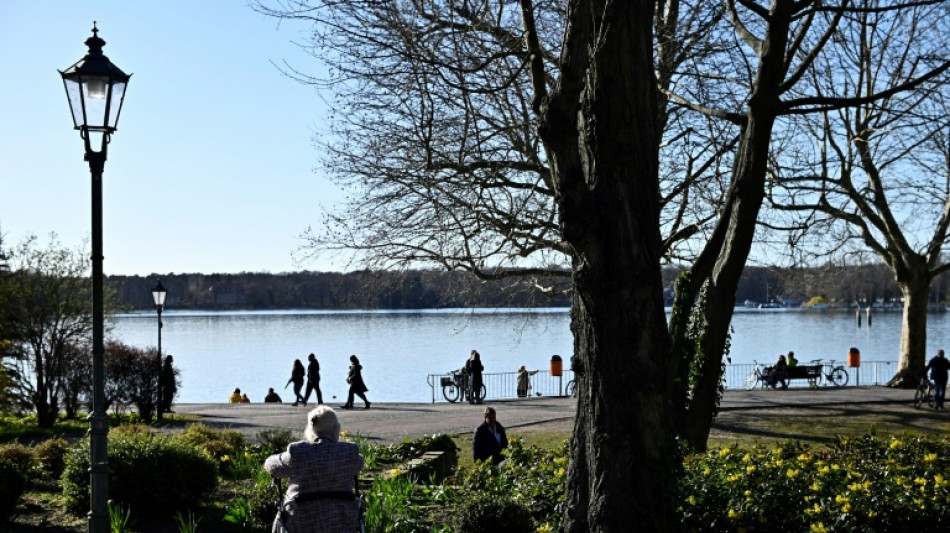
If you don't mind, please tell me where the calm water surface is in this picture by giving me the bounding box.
[111,308,950,403]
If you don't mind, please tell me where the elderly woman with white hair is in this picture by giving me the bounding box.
[264,405,364,533]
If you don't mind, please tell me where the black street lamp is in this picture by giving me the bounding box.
[151,282,167,420]
[59,22,131,533]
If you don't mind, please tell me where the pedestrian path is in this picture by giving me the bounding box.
[171,386,914,444]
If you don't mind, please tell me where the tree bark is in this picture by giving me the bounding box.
[891,275,932,387]
[540,1,673,531]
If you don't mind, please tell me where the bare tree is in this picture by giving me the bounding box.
[667,0,950,449]
[771,1,950,385]
[0,235,96,427]
[254,0,727,282]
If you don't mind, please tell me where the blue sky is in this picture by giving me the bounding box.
[0,1,346,275]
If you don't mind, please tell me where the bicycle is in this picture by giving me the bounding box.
[810,359,849,387]
[440,369,486,403]
[744,361,788,390]
[914,376,935,409]
[565,379,576,398]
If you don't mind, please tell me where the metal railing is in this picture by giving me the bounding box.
[426,370,576,403]
[426,361,899,402]
[725,360,898,389]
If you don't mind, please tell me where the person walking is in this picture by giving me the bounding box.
[342,355,370,409]
[473,406,508,464]
[264,406,364,533]
[465,350,484,404]
[302,353,324,405]
[516,365,539,398]
[286,359,306,406]
[159,354,177,414]
[926,349,950,410]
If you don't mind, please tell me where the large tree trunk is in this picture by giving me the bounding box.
[539,1,673,531]
[890,275,932,387]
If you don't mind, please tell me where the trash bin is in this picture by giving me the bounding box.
[848,347,861,368]
[550,355,563,377]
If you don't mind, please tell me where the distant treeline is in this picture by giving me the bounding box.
[109,270,574,310]
[108,263,948,311]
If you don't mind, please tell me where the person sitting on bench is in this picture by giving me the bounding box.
[787,351,798,368]
[767,354,789,388]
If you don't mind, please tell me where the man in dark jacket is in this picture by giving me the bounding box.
[303,353,323,405]
[927,349,950,410]
[473,406,508,464]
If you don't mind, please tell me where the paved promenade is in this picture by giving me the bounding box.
[171,386,915,444]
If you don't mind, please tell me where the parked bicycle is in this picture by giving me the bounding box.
[744,360,788,390]
[914,376,935,409]
[440,369,486,403]
[810,359,849,387]
[565,379,576,398]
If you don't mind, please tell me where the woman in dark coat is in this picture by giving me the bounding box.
[464,350,484,404]
[286,359,306,406]
[343,355,370,409]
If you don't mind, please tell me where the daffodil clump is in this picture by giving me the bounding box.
[679,433,950,532]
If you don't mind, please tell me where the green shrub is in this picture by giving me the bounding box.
[61,430,218,517]
[248,469,281,529]
[170,423,246,463]
[256,428,294,454]
[33,437,70,478]
[0,459,27,523]
[0,441,34,474]
[453,493,533,533]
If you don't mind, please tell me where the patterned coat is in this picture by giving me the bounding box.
[264,439,364,533]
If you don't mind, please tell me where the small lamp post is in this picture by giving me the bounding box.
[152,282,167,420]
[59,22,131,533]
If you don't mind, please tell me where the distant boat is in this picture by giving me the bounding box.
[744,300,759,308]
[810,303,830,309]
[759,302,783,309]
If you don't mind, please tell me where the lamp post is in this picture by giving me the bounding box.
[59,23,131,533]
[152,282,167,420]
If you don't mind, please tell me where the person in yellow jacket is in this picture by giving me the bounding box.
[229,387,243,403]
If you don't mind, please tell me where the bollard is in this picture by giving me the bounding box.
[856,309,862,327]
[866,307,872,327]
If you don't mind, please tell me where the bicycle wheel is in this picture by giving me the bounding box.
[828,368,849,387]
[472,384,487,403]
[745,372,760,391]
[565,380,576,397]
[442,383,460,403]
[927,385,936,408]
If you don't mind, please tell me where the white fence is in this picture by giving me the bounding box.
[426,361,898,402]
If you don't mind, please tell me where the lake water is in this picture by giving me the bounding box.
[110,307,950,403]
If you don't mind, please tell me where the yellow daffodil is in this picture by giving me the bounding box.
[787,469,800,478]
[925,453,938,462]
[747,465,757,474]
[536,524,552,533]
[389,468,401,477]
[810,522,828,532]
[720,447,732,458]
[890,439,902,450]
[727,508,742,520]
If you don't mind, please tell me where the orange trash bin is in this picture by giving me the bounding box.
[847,347,861,368]
[550,355,563,377]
